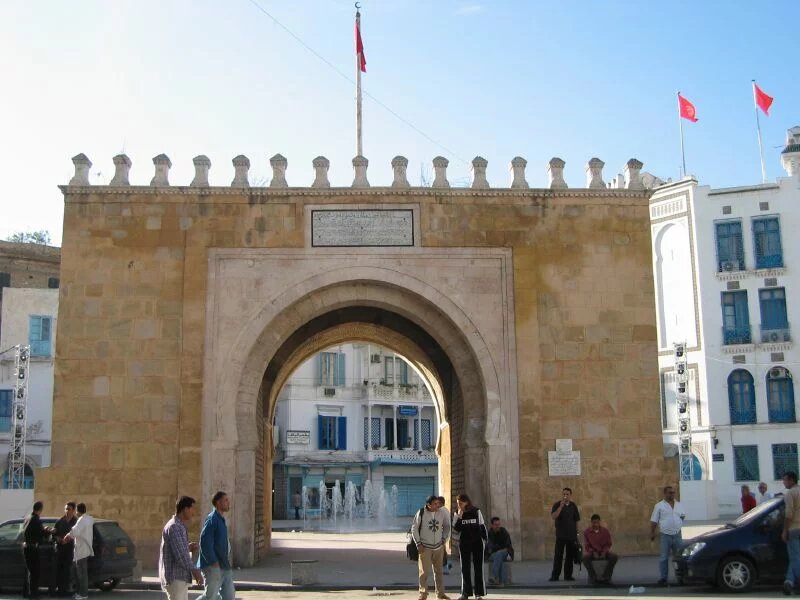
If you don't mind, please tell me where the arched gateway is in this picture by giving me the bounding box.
[37,153,671,567]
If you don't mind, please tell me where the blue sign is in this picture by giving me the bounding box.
[398,406,418,416]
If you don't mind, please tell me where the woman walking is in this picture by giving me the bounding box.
[452,494,488,600]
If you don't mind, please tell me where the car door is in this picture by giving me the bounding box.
[747,503,787,581]
[0,521,26,588]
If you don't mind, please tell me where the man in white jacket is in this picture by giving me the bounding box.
[65,503,94,600]
[411,495,451,600]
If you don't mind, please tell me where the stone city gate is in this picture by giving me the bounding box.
[37,152,671,567]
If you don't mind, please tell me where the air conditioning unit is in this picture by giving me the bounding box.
[722,261,736,272]
[324,387,336,396]
[770,331,780,343]
[370,353,381,364]
[769,368,783,379]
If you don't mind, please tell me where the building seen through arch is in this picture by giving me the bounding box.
[272,343,439,522]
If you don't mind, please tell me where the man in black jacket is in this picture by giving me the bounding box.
[53,502,78,596]
[23,500,52,598]
[486,517,513,586]
[549,487,580,582]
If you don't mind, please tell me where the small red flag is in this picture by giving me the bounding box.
[355,19,366,73]
[678,94,698,122]
[754,83,773,115]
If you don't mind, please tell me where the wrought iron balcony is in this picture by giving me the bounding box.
[367,449,437,464]
[760,324,791,344]
[722,325,752,346]
[755,253,784,269]
[718,258,745,273]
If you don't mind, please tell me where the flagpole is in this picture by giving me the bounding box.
[355,5,363,157]
[678,91,686,178]
[752,80,767,183]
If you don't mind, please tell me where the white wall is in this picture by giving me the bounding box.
[0,489,34,522]
[0,288,57,477]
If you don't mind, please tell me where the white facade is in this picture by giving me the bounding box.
[0,287,58,486]
[650,131,800,517]
[273,342,439,518]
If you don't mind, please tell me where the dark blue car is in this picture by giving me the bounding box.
[674,496,787,593]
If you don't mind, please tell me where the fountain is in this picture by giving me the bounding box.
[344,480,359,521]
[331,479,343,526]
[299,478,407,532]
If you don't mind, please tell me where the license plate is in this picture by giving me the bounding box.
[115,546,128,554]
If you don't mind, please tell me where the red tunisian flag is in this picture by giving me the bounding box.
[355,19,366,72]
[678,94,698,122]
[754,83,773,115]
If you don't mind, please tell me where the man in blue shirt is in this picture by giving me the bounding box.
[196,491,235,600]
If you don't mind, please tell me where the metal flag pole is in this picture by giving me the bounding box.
[752,80,767,183]
[678,91,686,179]
[355,3,363,157]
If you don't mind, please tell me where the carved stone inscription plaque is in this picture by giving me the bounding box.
[312,209,414,247]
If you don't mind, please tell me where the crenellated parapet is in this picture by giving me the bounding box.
[65,152,649,190]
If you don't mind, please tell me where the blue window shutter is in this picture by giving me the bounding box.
[337,416,347,450]
[336,353,346,386]
[316,354,323,385]
[29,315,51,357]
[0,390,12,433]
[318,415,325,449]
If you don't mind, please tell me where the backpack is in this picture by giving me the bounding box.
[406,508,424,561]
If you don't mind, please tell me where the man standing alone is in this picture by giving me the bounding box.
[197,491,235,600]
[649,486,685,585]
[65,503,94,600]
[549,487,580,582]
[159,496,203,600]
[782,471,800,595]
[53,502,77,597]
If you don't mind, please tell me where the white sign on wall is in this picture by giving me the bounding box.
[548,438,581,476]
[287,430,311,444]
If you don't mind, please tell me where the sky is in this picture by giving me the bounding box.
[1,0,798,246]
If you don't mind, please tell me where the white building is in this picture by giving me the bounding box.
[650,126,800,518]
[272,343,439,519]
[0,287,58,488]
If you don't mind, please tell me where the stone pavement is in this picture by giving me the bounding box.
[133,521,729,592]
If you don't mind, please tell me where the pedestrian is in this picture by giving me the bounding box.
[548,487,580,582]
[757,481,774,504]
[159,496,204,600]
[486,516,513,586]
[196,491,235,600]
[437,496,452,574]
[22,500,52,598]
[292,489,302,520]
[452,493,488,600]
[582,514,618,584]
[64,502,94,600]
[411,495,451,600]
[782,471,800,595]
[740,485,756,514]
[649,485,685,585]
[53,502,78,597]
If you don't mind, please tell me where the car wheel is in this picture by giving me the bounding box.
[94,578,121,592]
[717,556,755,593]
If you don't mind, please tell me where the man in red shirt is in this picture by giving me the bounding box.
[582,514,618,584]
[740,485,757,513]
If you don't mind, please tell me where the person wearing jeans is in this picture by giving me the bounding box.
[649,485,685,585]
[486,516,513,585]
[782,471,800,595]
[197,491,235,600]
[65,503,94,600]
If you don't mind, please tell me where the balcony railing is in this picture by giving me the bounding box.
[722,325,752,346]
[755,253,784,269]
[760,324,791,344]
[367,384,431,402]
[368,449,437,464]
[718,258,745,273]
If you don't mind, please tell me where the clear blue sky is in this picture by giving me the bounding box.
[2,0,798,246]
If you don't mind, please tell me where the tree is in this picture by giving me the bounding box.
[7,230,51,245]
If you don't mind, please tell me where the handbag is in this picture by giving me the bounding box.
[406,508,424,562]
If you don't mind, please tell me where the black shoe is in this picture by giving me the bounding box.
[564,576,575,581]
[783,581,793,595]
[548,577,558,582]
[656,578,667,586]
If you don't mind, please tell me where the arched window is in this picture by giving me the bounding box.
[2,464,34,489]
[729,369,756,424]
[680,454,703,480]
[767,367,796,423]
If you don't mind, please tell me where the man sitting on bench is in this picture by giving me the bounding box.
[582,514,618,585]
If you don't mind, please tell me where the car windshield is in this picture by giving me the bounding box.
[95,522,128,541]
[727,496,783,527]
